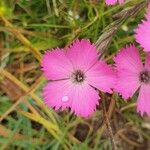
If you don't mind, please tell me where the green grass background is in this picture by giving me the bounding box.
[0,0,150,150]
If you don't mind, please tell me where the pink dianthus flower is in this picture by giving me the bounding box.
[135,5,150,52]
[114,44,150,116]
[41,39,116,117]
[105,0,124,5]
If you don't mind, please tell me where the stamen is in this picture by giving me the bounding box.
[71,70,85,83]
[139,70,150,84]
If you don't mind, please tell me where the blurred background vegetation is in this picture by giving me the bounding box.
[0,0,150,149]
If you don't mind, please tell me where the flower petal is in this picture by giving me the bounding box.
[114,44,143,73]
[144,54,150,69]
[137,84,150,116]
[115,70,141,99]
[119,0,124,3]
[43,80,99,117]
[114,45,142,99]
[41,48,73,80]
[66,39,98,71]
[105,0,124,5]
[106,0,117,5]
[43,80,73,110]
[70,83,99,117]
[135,6,150,52]
[86,60,116,93]
[135,21,150,52]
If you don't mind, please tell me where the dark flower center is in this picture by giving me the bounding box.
[139,70,150,84]
[71,70,85,83]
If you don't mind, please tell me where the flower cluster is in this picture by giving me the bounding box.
[41,5,150,118]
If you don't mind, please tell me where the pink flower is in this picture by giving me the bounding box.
[41,39,116,117]
[114,44,150,116]
[135,5,150,52]
[105,0,124,5]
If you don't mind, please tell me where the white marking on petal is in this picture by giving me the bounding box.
[62,96,69,102]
